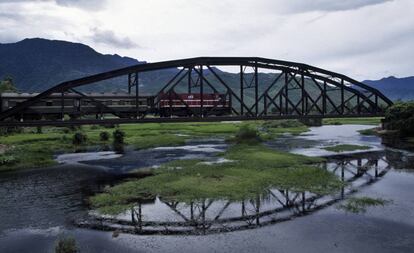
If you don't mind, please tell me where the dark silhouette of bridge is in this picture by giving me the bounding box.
[0,57,393,126]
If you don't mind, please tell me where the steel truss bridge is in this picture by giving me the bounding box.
[0,57,393,126]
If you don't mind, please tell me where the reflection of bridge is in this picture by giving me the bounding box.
[79,151,391,235]
[0,57,393,126]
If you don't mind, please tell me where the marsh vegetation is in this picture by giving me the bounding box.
[337,197,391,214]
[323,144,372,153]
[0,120,308,172]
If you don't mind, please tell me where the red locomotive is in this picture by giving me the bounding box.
[158,92,231,117]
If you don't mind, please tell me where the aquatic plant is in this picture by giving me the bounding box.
[338,197,391,214]
[55,236,78,253]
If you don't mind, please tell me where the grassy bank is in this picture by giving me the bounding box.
[0,120,309,172]
[91,143,345,215]
[323,117,383,126]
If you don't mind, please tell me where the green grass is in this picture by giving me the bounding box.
[358,128,378,136]
[337,197,391,213]
[0,121,310,172]
[91,144,345,215]
[261,120,309,138]
[323,117,383,126]
[323,144,372,153]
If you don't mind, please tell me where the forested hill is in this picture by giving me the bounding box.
[0,38,144,91]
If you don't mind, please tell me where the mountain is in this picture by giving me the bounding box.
[363,76,414,101]
[1,38,412,103]
[0,38,149,92]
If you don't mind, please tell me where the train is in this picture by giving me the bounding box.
[158,92,231,117]
[0,92,231,120]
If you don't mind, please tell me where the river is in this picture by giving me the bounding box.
[0,125,413,253]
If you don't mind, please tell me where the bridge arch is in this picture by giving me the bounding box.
[0,57,393,126]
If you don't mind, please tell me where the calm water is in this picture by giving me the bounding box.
[1,125,414,253]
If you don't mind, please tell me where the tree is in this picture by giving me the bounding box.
[0,76,17,92]
[384,101,414,136]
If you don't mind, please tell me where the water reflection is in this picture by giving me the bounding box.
[81,151,392,235]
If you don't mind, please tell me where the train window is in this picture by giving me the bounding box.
[119,100,125,105]
[46,101,53,106]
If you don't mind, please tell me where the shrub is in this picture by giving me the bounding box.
[100,131,110,141]
[55,237,78,253]
[62,127,71,134]
[0,126,23,136]
[0,154,18,166]
[72,132,87,145]
[384,101,414,136]
[113,129,125,144]
[233,125,261,143]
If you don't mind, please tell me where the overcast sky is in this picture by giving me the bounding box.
[0,0,413,80]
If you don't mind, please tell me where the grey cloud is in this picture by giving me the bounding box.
[273,0,394,13]
[90,28,139,49]
[55,0,107,10]
[0,0,51,3]
[0,0,107,10]
[0,0,31,2]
